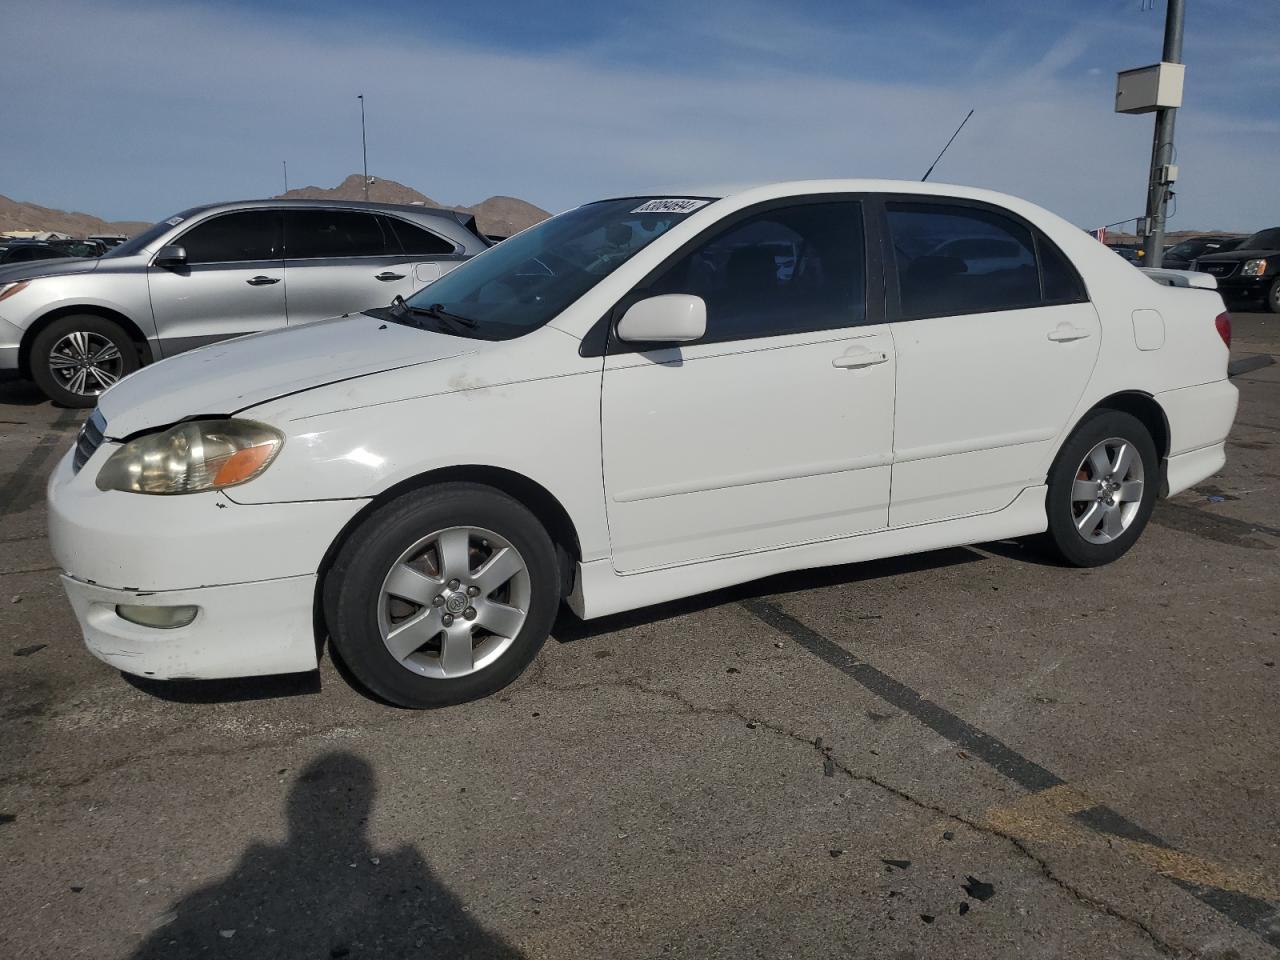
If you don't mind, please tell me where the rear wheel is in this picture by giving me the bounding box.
[1040,410,1158,567]
[30,314,138,407]
[325,483,560,708]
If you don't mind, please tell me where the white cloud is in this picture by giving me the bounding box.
[0,0,1274,232]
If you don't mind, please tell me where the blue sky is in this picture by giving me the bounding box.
[1,0,1276,230]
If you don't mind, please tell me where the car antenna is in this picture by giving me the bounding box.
[921,109,974,182]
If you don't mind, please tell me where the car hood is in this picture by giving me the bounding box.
[97,313,475,438]
[1196,247,1280,263]
[0,256,103,284]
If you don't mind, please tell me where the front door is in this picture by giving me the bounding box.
[147,209,286,355]
[282,209,413,325]
[882,199,1102,526]
[601,199,896,573]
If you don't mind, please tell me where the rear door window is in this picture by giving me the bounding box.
[283,210,391,259]
[178,211,283,264]
[887,202,1041,318]
[385,217,455,256]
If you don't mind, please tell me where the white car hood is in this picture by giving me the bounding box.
[98,313,473,437]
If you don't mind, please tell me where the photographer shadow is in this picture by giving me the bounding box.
[131,751,521,959]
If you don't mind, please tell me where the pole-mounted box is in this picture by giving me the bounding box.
[1115,62,1185,113]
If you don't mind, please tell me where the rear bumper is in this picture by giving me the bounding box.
[1156,379,1238,496]
[61,573,320,679]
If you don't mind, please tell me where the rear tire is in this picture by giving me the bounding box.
[29,314,138,408]
[324,483,560,708]
[1040,409,1158,567]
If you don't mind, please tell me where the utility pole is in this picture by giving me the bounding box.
[357,94,369,201]
[282,160,288,194]
[1140,0,1185,268]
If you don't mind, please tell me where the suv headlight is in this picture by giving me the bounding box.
[96,419,283,494]
[1241,258,1267,277]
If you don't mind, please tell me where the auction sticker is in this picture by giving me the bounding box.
[631,199,711,214]
[165,216,185,226]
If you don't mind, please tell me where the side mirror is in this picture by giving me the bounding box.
[154,244,187,266]
[617,294,706,344]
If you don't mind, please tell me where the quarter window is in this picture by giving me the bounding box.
[178,211,283,264]
[283,210,391,259]
[644,201,866,343]
[386,217,455,256]
[887,202,1042,318]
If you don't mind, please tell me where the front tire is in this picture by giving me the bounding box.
[29,314,138,408]
[1268,276,1280,315]
[1041,409,1158,567]
[324,483,560,708]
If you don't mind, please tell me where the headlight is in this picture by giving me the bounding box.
[0,280,31,302]
[96,419,283,494]
[1241,258,1267,277]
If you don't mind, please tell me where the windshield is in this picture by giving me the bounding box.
[399,197,715,338]
[104,206,212,259]
[1242,227,1280,250]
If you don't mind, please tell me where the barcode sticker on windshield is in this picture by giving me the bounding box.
[165,216,185,226]
[631,199,711,214]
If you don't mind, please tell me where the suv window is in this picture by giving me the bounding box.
[644,201,866,343]
[179,211,282,264]
[284,210,391,259]
[385,217,455,256]
[888,202,1042,318]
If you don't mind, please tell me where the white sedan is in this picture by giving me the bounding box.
[48,180,1238,708]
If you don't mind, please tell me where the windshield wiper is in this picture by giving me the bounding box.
[410,302,477,330]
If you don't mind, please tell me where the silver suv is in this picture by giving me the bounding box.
[0,199,490,406]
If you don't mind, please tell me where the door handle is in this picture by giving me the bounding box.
[375,271,406,282]
[832,349,889,369]
[246,275,280,286]
[1047,324,1091,342]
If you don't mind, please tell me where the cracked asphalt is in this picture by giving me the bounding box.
[1,313,1277,960]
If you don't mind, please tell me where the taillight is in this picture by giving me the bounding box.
[1214,312,1231,349]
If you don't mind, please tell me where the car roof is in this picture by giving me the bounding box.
[195,197,476,227]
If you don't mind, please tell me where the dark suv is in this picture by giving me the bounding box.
[1193,227,1280,313]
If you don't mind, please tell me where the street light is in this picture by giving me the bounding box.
[357,94,369,201]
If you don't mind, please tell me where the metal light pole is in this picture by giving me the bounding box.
[1140,0,1185,267]
[282,160,288,194]
[357,94,369,201]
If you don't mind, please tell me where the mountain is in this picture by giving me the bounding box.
[0,176,550,242]
[0,195,150,240]
[276,174,550,237]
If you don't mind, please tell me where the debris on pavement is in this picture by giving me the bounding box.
[963,876,996,901]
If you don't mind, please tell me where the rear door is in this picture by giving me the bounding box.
[282,209,413,325]
[146,209,286,355]
[881,198,1100,526]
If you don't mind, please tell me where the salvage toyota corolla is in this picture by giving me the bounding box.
[48,181,1238,708]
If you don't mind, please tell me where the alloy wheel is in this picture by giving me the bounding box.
[47,331,125,396]
[1070,437,1145,544]
[376,526,531,679]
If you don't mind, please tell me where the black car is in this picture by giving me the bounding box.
[0,242,73,266]
[1161,235,1244,271]
[1194,227,1280,313]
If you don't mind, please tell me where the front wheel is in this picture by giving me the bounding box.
[29,314,139,407]
[1268,276,1280,315]
[1040,410,1158,567]
[324,483,561,708]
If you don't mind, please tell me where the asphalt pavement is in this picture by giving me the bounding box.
[1,313,1277,959]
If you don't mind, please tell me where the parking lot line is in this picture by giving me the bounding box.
[741,596,1280,949]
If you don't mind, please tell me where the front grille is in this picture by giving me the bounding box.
[1197,261,1237,278]
[72,409,107,473]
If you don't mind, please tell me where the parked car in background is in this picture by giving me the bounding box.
[1193,226,1280,313]
[1108,244,1143,265]
[1161,235,1244,271]
[49,239,108,258]
[87,234,128,248]
[0,199,491,405]
[49,180,1237,708]
[0,241,72,266]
